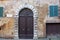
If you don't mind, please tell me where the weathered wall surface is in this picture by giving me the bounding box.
[36,4,48,37]
[0,17,14,38]
[0,1,15,38]
[0,0,59,39]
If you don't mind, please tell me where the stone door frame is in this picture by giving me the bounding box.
[14,4,38,39]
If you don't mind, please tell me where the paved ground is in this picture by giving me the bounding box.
[0,38,60,40]
[0,39,34,40]
[0,39,60,40]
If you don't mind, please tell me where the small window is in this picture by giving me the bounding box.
[49,5,58,17]
[0,7,3,17]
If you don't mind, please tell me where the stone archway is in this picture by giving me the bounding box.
[14,4,38,39]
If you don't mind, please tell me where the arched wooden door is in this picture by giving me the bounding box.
[18,8,33,39]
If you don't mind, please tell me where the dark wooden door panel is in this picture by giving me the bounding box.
[55,23,60,34]
[18,8,33,39]
[18,16,26,38]
[26,16,33,39]
[19,17,26,34]
[46,23,60,35]
[27,16,33,34]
